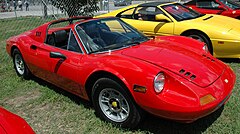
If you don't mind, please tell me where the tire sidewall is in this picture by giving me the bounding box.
[187,32,213,55]
[92,78,141,128]
[12,49,30,79]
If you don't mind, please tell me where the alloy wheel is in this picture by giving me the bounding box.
[98,88,130,122]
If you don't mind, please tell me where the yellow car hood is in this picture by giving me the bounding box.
[183,14,240,40]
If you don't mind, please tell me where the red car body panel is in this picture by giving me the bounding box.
[6,17,236,122]
[184,0,240,19]
[0,107,35,134]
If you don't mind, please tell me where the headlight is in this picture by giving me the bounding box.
[202,44,209,53]
[154,72,165,93]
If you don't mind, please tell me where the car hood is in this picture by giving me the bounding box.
[121,39,226,87]
[186,14,240,39]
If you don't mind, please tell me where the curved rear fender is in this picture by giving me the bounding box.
[6,36,30,64]
[28,24,49,43]
[6,36,21,57]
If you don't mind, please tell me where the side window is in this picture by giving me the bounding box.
[46,30,69,49]
[196,0,220,9]
[45,21,70,49]
[134,6,164,21]
[67,30,82,53]
[117,8,135,19]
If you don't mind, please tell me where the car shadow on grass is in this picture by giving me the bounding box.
[137,106,224,134]
[31,76,92,109]
[30,75,224,134]
[219,58,240,63]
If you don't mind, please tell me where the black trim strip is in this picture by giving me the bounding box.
[203,16,213,20]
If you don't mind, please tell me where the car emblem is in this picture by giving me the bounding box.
[224,79,228,83]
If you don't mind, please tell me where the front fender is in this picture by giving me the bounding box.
[83,54,161,102]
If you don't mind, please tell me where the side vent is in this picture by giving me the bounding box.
[202,54,215,62]
[185,72,191,76]
[190,75,196,80]
[179,69,196,80]
[179,69,185,74]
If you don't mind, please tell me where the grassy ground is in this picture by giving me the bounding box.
[0,17,239,134]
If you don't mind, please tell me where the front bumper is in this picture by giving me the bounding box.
[142,91,231,122]
[135,65,236,122]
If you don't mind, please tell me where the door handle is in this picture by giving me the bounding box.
[50,52,67,59]
[30,45,37,50]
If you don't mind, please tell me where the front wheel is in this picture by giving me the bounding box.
[12,49,31,79]
[92,78,144,128]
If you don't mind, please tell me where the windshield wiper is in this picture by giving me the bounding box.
[88,47,107,54]
[89,39,144,54]
[88,44,122,54]
[131,36,149,42]
[123,41,140,47]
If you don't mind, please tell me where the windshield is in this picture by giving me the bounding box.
[162,3,204,21]
[219,0,240,9]
[75,18,148,54]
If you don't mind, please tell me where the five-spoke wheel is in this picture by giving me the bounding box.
[92,78,144,128]
[12,49,31,79]
[99,88,130,122]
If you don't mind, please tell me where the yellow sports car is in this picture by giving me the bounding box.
[97,2,240,58]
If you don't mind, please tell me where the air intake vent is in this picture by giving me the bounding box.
[179,69,196,80]
[185,72,191,76]
[190,75,196,80]
[179,69,185,74]
[202,54,215,62]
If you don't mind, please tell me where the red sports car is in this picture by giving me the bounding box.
[184,0,240,19]
[6,17,236,128]
[0,107,35,134]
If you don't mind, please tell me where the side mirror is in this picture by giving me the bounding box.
[155,14,171,22]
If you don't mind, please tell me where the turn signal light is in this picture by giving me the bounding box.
[133,85,146,93]
[200,94,216,106]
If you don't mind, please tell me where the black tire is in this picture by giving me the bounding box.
[92,78,144,128]
[12,49,31,79]
[185,31,213,55]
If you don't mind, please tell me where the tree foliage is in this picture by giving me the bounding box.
[50,0,99,17]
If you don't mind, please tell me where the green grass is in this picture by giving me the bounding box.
[0,17,239,134]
